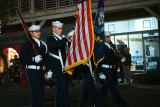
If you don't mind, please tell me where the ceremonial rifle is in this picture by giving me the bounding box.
[16,10,39,55]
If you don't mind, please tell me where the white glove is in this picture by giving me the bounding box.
[33,55,42,63]
[99,73,106,80]
[46,70,53,79]
[121,57,126,63]
[62,35,65,38]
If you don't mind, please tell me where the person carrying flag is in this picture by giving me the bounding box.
[97,32,128,107]
[46,21,70,107]
[65,0,105,106]
[67,26,105,107]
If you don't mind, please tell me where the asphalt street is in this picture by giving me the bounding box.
[0,82,160,107]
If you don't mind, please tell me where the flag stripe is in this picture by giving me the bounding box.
[74,27,81,61]
[83,2,89,58]
[85,2,92,55]
[80,2,87,59]
[78,4,84,60]
[72,27,77,62]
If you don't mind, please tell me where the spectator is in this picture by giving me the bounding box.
[122,47,132,85]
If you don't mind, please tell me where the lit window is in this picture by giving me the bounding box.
[143,20,151,28]
[108,24,115,32]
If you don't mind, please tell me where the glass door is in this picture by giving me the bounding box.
[142,33,160,71]
[129,34,143,71]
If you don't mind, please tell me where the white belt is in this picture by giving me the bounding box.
[26,65,46,70]
[102,64,114,69]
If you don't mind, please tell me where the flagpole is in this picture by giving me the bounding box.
[85,59,93,75]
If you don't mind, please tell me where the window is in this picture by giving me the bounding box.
[105,17,158,34]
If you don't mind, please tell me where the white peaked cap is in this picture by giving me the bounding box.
[29,25,40,31]
[105,31,111,36]
[52,21,63,27]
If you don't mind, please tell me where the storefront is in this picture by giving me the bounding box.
[105,17,160,72]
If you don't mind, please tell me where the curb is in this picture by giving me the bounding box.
[130,83,160,90]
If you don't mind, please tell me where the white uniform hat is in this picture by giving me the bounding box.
[29,25,40,31]
[105,31,111,36]
[52,21,63,27]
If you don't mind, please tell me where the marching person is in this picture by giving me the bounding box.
[122,47,132,85]
[46,21,70,107]
[67,29,105,107]
[97,31,128,107]
[19,25,48,107]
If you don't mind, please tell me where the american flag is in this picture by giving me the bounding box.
[64,0,94,75]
